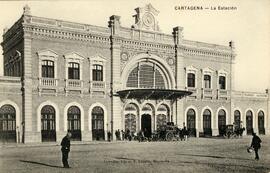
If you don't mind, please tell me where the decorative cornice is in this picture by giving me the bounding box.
[120,38,175,53]
[232,91,268,100]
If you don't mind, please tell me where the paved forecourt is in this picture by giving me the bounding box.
[0,136,270,173]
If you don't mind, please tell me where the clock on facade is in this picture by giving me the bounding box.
[142,13,154,27]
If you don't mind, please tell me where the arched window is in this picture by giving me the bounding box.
[68,106,81,141]
[42,60,54,78]
[157,104,167,112]
[204,75,211,88]
[156,104,168,130]
[187,109,196,137]
[68,62,80,79]
[246,110,253,135]
[125,103,137,112]
[258,111,265,135]
[218,109,226,136]
[187,73,195,87]
[234,110,241,129]
[142,104,152,112]
[125,114,136,133]
[92,106,104,140]
[0,105,16,142]
[126,62,166,89]
[41,105,56,142]
[92,64,103,81]
[203,109,212,136]
[219,76,226,89]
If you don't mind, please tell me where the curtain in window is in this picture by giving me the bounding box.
[204,75,211,88]
[219,76,226,89]
[187,73,195,87]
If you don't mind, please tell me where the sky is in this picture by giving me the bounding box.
[0,0,269,92]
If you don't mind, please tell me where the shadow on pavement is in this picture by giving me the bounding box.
[20,160,63,168]
[177,153,252,161]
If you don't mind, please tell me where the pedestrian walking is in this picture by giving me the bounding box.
[121,130,125,141]
[61,132,72,168]
[183,126,188,141]
[107,131,111,142]
[250,132,262,160]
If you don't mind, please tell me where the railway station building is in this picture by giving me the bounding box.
[0,4,269,143]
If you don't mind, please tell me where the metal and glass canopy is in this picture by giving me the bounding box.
[116,89,192,100]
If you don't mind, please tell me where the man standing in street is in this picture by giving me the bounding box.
[250,132,262,160]
[61,132,72,168]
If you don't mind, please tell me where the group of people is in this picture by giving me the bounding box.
[178,126,189,141]
[60,129,262,169]
[114,129,132,141]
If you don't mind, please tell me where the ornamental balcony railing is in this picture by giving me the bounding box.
[65,79,83,88]
[90,81,106,91]
[202,88,213,99]
[186,87,198,99]
[39,78,58,87]
[217,89,229,100]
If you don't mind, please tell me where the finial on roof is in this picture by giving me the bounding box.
[229,40,235,49]
[3,27,9,34]
[23,4,31,15]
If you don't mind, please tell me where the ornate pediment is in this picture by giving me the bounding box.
[202,67,214,74]
[64,52,84,61]
[37,49,58,58]
[132,3,160,32]
[217,69,228,76]
[185,65,198,73]
[89,54,107,63]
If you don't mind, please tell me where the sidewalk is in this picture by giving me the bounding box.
[0,140,129,148]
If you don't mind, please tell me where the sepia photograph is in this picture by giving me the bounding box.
[0,0,269,172]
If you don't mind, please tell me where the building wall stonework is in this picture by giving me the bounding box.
[0,4,269,143]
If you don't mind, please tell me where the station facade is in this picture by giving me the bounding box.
[0,4,269,143]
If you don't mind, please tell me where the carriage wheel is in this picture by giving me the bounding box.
[226,131,231,139]
[166,132,174,141]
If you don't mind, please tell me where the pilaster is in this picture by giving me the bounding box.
[109,15,122,140]
[266,89,270,135]
[229,41,236,126]
[173,26,185,127]
[22,29,35,143]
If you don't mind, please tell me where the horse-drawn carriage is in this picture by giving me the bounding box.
[223,124,245,138]
[152,122,182,141]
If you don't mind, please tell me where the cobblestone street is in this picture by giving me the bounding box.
[0,136,270,173]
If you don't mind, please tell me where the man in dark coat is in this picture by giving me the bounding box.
[61,132,72,168]
[250,132,262,160]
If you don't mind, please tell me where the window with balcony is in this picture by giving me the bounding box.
[42,60,54,78]
[68,62,80,80]
[204,75,211,88]
[37,50,58,88]
[93,64,103,81]
[187,73,195,87]
[219,76,226,89]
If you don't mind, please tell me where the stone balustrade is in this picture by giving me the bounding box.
[39,78,58,87]
[66,79,83,88]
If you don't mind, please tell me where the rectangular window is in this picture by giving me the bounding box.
[204,75,211,88]
[219,76,226,89]
[42,60,54,78]
[92,64,103,81]
[68,62,80,80]
[187,73,195,87]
